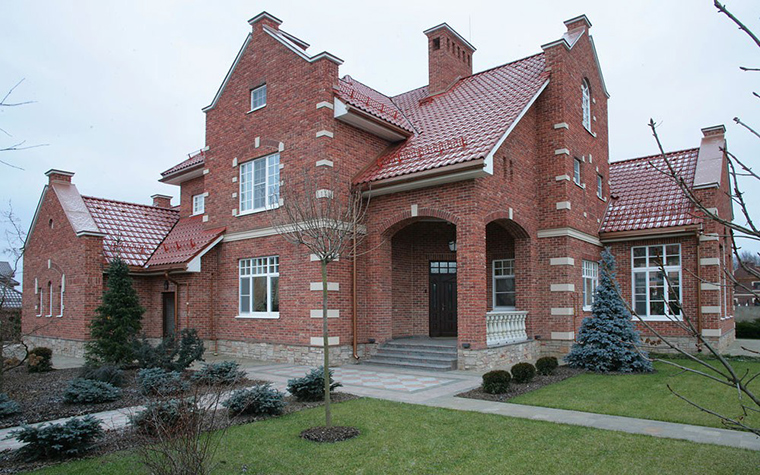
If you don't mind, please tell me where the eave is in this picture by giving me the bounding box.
[360,159,486,198]
[160,165,205,185]
[599,224,702,243]
[334,98,412,142]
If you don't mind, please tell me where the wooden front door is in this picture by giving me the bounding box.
[429,261,457,337]
[162,292,175,337]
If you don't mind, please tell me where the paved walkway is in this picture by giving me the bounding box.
[725,338,760,357]
[2,358,759,453]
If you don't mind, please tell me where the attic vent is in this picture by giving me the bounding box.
[432,38,440,50]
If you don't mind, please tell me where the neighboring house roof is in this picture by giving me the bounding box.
[354,53,550,184]
[1,283,22,309]
[601,148,700,233]
[335,76,415,133]
[82,196,180,267]
[146,215,225,268]
[161,149,206,179]
[0,261,19,287]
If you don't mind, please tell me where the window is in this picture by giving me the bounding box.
[432,37,440,50]
[58,275,65,317]
[47,281,53,317]
[582,79,591,131]
[239,153,280,213]
[239,256,279,317]
[37,283,43,317]
[632,244,682,320]
[250,84,266,111]
[582,260,599,310]
[597,175,603,199]
[573,158,582,185]
[192,194,205,215]
[493,259,516,309]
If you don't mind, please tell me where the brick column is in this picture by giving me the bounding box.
[362,233,393,343]
[456,219,487,349]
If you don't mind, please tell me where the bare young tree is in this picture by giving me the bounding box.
[0,78,47,169]
[268,168,368,428]
[0,202,28,392]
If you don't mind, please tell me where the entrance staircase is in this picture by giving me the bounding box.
[364,338,458,371]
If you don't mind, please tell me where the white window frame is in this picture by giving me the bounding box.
[239,153,280,215]
[37,281,43,317]
[631,244,683,321]
[238,256,279,318]
[58,274,65,318]
[250,84,267,112]
[192,194,205,216]
[597,174,603,199]
[582,79,591,131]
[47,281,53,317]
[582,260,599,311]
[492,259,516,310]
[573,158,582,186]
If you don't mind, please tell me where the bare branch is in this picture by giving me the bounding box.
[714,1,760,48]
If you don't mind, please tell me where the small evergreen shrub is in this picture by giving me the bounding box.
[482,370,511,394]
[130,399,196,436]
[736,318,760,339]
[12,415,103,460]
[132,328,205,371]
[0,393,21,417]
[287,367,342,402]
[64,378,121,404]
[137,368,189,396]
[27,347,53,373]
[536,356,559,376]
[79,364,125,387]
[223,384,285,416]
[191,361,245,386]
[511,362,537,384]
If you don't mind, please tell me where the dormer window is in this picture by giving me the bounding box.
[192,194,205,215]
[250,84,267,112]
[581,79,591,131]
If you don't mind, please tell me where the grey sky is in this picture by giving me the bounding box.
[2,0,759,287]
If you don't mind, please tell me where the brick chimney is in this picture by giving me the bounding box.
[45,169,75,184]
[248,11,281,32]
[424,23,476,96]
[151,194,173,208]
[564,14,592,32]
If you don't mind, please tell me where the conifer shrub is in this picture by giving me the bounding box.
[79,364,125,387]
[536,356,559,376]
[482,370,511,394]
[137,368,189,396]
[64,378,121,404]
[27,347,53,373]
[86,258,144,366]
[287,367,341,402]
[0,393,20,417]
[566,249,654,373]
[12,415,103,460]
[223,384,285,416]
[191,361,245,386]
[132,329,205,371]
[511,362,537,383]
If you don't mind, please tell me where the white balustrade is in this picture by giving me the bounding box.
[486,310,528,347]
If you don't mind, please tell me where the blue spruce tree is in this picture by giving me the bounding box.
[566,248,653,373]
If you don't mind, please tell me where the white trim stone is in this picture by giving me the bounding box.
[555,175,570,181]
[550,284,575,292]
[700,282,720,291]
[550,307,574,316]
[551,331,575,340]
[556,201,571,210]
[316,101,334,110]
[315,130,334,138]
[310,309,340,318]
[700,258,720,266]
[310,282,340,291]
[550,257,575,266]
[701,306,721,314]
[553,123,569,129]
[316,159,333,167]
[701,329,722,337]
[554,148,570,156]
[310,336,340,346]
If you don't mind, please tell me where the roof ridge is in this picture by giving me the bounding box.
[81,195,180,213]
[611,147,700,166]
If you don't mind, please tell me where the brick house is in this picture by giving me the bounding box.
[21,13,735,369]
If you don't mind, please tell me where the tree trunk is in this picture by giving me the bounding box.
[321,260,331,428]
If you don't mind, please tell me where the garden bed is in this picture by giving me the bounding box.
[0,366,264,429]
[0,392,358,474]
[457,366,583,402]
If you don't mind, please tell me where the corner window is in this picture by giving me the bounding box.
[493,259,516,309]
[192,194,205,215]
[250,84,267,111]
[582,260,599,310]
[240,153,280,214]
[582,79,591,131]
[632,244,682,320]
[597,175,603,199]
[573,158,582,185]
[239,256,279,317]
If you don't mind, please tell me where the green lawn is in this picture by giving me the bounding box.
[511,357,760,429]
[30,398,758,475]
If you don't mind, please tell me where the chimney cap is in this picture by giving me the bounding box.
[701,124,726,137]
[151,194,173,200]
[423,22,476,52]
[564,14,592,29]
[248,11,282,27]
[45,169,75,178]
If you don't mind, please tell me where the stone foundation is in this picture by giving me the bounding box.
[24,335,87,358]
[640,329,735,355]
[212,339,378,366]
[458,340,540,371]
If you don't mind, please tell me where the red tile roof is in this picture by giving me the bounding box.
[82,196,179,267]
[146,216,225,268]
[336,76,415,133]
[161,150,205,178]
[354,53,549,184]
[601,148,701,233]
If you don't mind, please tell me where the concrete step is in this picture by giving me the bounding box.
[375,347,457,359]
[383,339,457,350]
[362,356,456,371]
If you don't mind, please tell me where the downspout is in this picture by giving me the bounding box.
[352,220,359,360]
[695,232,703,352]
[164,271,180,334]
